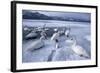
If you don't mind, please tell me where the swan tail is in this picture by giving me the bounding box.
[80,54,89,59]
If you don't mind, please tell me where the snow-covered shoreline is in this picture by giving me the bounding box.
[22,19,91,63]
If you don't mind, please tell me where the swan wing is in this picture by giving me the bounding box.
[72,46,84,55]
[28,40,44,50]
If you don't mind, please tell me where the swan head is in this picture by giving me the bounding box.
[54,28,59,32]
[65,36,77,47]
[70,36,77,46]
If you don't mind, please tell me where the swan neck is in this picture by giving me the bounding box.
[40,36,45,40]
[40,37,43,40]
[72,39,76,46]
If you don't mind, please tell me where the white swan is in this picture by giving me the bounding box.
[27,34,45,52]
[51,33,60,48]
[51,28,61,40]
[51,28,61,48]
[69,37,89,58]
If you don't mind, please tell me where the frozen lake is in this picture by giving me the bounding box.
[22,19,91,63]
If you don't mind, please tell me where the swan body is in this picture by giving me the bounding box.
[68,37,89,58]
[27,33,45,51]
[28,39,44,51]
[72,44,89,58]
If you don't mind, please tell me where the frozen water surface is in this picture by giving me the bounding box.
[22,20,91,63]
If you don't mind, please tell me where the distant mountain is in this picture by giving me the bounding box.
[23,11,90,22]
[23,11,53,20]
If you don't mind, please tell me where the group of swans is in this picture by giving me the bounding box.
[51,27,89,59]
[51,27,71,49]
[27,25,89,59]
